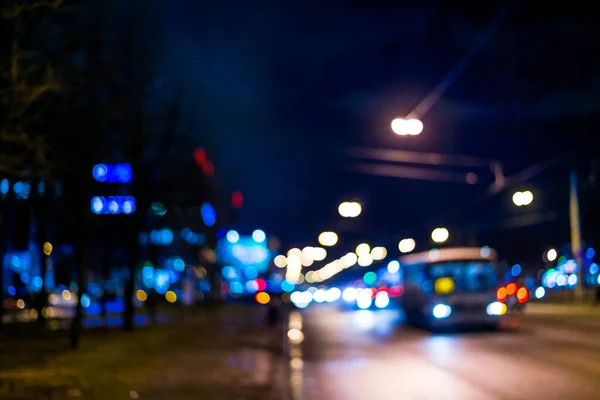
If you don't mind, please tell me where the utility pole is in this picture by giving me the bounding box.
[569,169,585,304]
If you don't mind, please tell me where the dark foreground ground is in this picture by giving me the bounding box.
[0,305,285,400]
[3,303,600,400]
[294,304,600,400]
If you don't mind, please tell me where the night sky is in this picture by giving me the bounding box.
[161,2,600,258]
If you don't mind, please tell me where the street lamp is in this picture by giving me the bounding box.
[512,190,534,206]
[338,201,362,218]
[391,118,423,136]
[545,248,557,262]
[431,227,449,243]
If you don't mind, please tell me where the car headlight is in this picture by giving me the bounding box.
[432,303,452,319]
[486,301,507,316]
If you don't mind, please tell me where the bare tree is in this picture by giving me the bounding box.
[0,0,63,331]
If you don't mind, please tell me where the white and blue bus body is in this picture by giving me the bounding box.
[400,247,505,329]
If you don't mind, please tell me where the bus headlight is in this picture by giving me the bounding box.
[486,301,507,316]
[432,304,452,319]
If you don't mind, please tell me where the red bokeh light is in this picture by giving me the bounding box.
[388,285,404,298]
[194,148,206,165]
[204,161,214,176]
[255,278,267,291]
[231,191,243,208]
[194,148,214,176]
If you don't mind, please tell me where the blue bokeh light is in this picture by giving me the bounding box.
[173,258,185,271]
[13,181,31,199]
[281,280,295,292]
[230,282,245,294]
[93,163,132,183]
[91,196,105,214]
[201,203,216,227]
[511,264,522,277]
[586,248,595,259]
[81,294,91,308]
[121,197,136,214]
[252,229,266,243]
[226,230,240,243]
[90,196,135,215]
[0,178,9,195]
[160,228,173,245]
[92,164,108,182]
[31,276,43,290]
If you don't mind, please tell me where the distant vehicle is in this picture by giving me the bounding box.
[400,247,506,329]
[3,298,25,312]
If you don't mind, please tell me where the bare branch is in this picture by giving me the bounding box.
[0,129,30,145]
[2,0,64,18]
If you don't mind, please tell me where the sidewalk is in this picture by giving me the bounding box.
[526,302,600,316]
[0,305,286,400]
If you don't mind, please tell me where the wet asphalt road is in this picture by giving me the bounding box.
[289,305,600,400]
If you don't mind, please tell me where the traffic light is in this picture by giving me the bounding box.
[231,191,243,208]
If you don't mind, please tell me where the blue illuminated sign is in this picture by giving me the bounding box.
[92,163,132,183]
[90,196,136,214]
[217,236,271,273]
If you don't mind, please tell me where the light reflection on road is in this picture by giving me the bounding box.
[298,305,600,400]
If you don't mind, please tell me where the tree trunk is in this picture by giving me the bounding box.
[100,241,110,325]
[69,198,88,349]
[0,194,7,331]
[34,178,49,327]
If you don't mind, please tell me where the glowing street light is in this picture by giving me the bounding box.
[512,190,534,206]
[545,248,558,262]
[338,201,362,218]
[318,231,338,247]
[398,238,416,253]
[391,118,423,136]
[431,227,449,243]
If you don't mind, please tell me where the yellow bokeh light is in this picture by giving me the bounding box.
[318,231,338,247]
[311,247,327,261]
[256,291,271,305]
[434,277,455,295]
[287,248,302,258]
[357,254,373,267]
[431,227,449,243]
[355,243,370,256]
[16,299,25,309]
[43,242,53,256]
[371,246,387,261]
[398,238,416,253]
[287,328,304,344]
[62,290,72,301]
[136,290,147,302]
[165,290,177,303]
[274,255,287,268]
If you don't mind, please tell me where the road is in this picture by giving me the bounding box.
[289,305,600,400]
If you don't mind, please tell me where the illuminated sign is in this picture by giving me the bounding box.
[217,236,271,273]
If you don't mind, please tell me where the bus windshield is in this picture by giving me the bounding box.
[427,261,497,292]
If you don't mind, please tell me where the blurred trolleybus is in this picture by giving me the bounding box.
[400,247,506,329]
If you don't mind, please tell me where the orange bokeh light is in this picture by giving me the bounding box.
[497,287,507,302]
